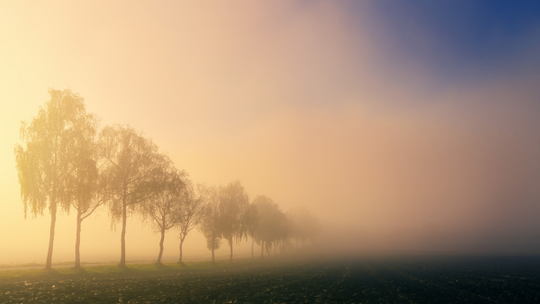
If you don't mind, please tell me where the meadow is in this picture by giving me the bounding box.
[0,256,539,303]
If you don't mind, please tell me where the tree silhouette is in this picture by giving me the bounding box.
[252,195,288,258]
[287,206,320,250]
[219,180,249,263]
[175,182,207,264]
[198,186,222,263]
[139,156,185,265]
[64,113,110,269]
[99,124,163,268]
[15,88,91,270]
[242,203,259,258]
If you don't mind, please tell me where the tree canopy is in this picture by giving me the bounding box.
[100,124,164,267]
[15,88,93,270]
[15,88,321,269]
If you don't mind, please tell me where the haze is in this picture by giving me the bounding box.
[2,1,540,265]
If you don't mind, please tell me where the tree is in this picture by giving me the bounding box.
[100,124,163,268]
[252,196,288,258]
[176,182,207,264]
[198,186,222,263]
[287,207,320,250]
[64,113,109,269]
[15,88,90,270]
[242,203,259,258]
[139,156,185,265]
[219,180,249,263]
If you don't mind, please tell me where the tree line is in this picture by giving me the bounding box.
[14,88,320,270]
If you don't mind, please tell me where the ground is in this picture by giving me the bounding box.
[0,256,539,303]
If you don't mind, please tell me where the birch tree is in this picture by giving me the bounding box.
[139,157,185,265]
[15,88,90,270]
[100,124,162,268]
[64,114,109,269]
[253,196,288,258]
[219,180,249,263]
[176,182,207,264]
[198,186,222,263]
[242,203,259,258]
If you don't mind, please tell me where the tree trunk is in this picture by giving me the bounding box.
[261,240,264,258]
[157,228,165,264]
[211,243,215,263]
[211,231,215,263]
[178,235,185,263]
[45,200,57,270]
[119,198,127,268]
[75,207,82,269]
[229,238,233,263]
[251,238,254,258]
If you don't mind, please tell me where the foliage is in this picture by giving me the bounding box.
[15,88,89,218]
[219,180,249,243]
[138,155,185,264]
[252,196,288,254]
[286,206,321,247]
[14,88,93,270]
[219,180,250,261]
[175,181,207,262]
[198,186,222,262]
[14,88,322,270]
[99,124,164,267]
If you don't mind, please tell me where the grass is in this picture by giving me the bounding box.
[0,257,263,281]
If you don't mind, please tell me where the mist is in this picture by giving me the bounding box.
[2,1,540,268]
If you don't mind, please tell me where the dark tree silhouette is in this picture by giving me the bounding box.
[139,155,185,265]
[100,124,163,268]
[175,182,207,264]
[219,180,249,263]
[198,186,222,263]
[15,88,91,270]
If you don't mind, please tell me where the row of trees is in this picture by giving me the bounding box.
[15,88,320,270]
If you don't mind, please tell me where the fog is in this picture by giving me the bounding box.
[1,1,540,266]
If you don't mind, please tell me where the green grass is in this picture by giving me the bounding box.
[0,257,265,281]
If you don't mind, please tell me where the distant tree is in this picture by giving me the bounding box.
[219,180,250,262]
[139,156,185,265]
[287,207,320,250]
[175,182,207,264]
[198,186,222,263]
[64,114,110,269]
[242,203,259,258]
[15,88,91,270]
[99,124,163,268]
[252,196,288,258]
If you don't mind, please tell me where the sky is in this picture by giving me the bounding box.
[2,1,540,264]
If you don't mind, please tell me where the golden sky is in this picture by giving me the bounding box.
[2,1,540,263]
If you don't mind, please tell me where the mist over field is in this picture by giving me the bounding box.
[2,1,540,269]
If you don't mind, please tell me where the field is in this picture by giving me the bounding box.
[0,256,539,303]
